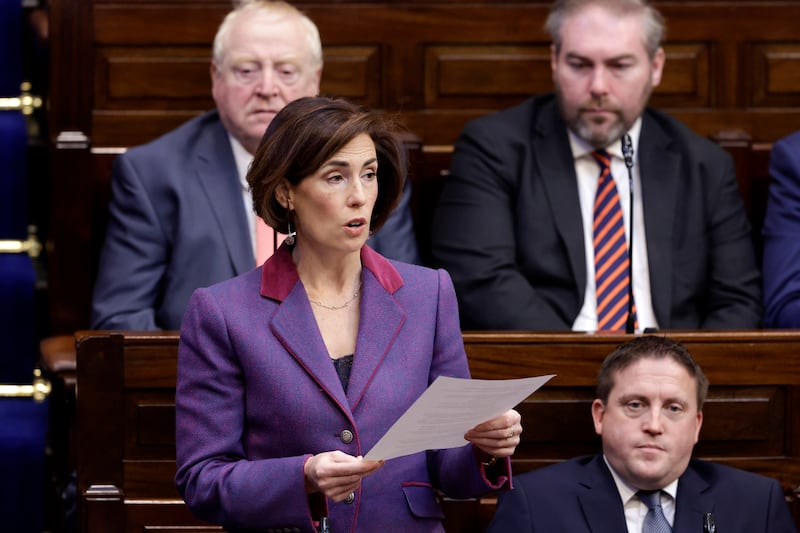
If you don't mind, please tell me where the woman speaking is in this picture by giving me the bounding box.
[175,96,521,532]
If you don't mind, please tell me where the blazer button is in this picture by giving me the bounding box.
[344,491,355,504]
[340,429,354,443]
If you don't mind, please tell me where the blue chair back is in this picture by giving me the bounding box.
[1,0,35,384]
[0,2,48,532]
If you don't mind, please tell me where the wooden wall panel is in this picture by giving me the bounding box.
[424,45,552,108]
[95,48,213,107]
[654,43,710,107]
[751,43,800,107]
[320,46,382,106]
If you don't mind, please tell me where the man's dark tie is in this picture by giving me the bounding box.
[639,490,672,533]
[591,149,637,331]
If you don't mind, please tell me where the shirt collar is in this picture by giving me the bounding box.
[228,134,254,191]
[602,454,679,505]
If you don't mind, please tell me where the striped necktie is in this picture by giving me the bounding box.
[591,149,636,331]
[639,490,672,533]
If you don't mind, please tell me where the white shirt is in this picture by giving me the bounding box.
[228,134,257,257]
[569,118,658,332]
[604,455,678,532]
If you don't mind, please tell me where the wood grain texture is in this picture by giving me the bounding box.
[75,331,800,532]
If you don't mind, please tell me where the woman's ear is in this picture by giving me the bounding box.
[275,180,293,209]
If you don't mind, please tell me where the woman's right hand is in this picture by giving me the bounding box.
[303,451,384,502]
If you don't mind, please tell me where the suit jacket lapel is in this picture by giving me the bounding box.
[638,114,680,327]
[195,117,254,275]
[262,245,405,414]
[673,463,713,533]
[270,281,351,412]
[347,266,405,411]
[578,456,631,532]
[533,102,587,296]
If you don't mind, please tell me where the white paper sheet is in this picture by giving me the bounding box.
[364,374,554,461]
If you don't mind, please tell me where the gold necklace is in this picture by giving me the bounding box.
[308,281,362,311]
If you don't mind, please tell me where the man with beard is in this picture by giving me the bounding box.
[431,0,761,331]
[486,336,796,533]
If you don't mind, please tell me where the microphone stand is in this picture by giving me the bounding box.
[621,134,636,334]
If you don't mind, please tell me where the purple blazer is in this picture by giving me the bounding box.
[175,244,510,532]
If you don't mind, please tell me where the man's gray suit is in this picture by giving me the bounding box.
[92,110,419,330]
[431,94,761,330]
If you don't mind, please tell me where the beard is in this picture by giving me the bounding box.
[572,106,627,149]
[555,82,652,150]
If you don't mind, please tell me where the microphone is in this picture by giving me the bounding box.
[621,133,636,334]
[703,512,717,533]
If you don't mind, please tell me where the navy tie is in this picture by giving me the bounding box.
[639,490,672,533]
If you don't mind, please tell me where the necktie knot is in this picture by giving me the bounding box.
[590,149,612,172]
[638,490,672,533]
[638,490,662,511]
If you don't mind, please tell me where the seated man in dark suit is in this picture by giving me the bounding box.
[431,0,761,331]
[762,129,800,328]
[91,0,419,331]
[487,335,797,533]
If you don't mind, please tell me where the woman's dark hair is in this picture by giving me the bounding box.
[247,96,406,235]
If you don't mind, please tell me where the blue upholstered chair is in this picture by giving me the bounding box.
[1,2,50,531]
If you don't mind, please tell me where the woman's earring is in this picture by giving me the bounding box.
[284,221,296,246]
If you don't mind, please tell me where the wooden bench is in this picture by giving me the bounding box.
[76,330,800,532]
[75,331,214,533]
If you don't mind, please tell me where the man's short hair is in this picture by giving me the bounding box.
[545,0,666,59]
[212,0,323,68]
[596,335,709,409]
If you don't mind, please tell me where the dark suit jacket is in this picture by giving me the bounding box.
[91,110,419,330]
[431,94,762,330]
[486,455,796,533]
[175,245,510,533]
[763,130,800,327]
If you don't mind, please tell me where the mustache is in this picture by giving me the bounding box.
[579,99,622,114]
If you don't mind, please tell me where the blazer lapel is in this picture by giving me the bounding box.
[261,246,406,414]
[533,102,587,296]
[346,266,405,411]
[638,114,681,327]
[577,456,631,533]
[270,282,351,412]
[673,464,713,533]
[195,118,254,275]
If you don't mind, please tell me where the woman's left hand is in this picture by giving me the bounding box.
[464,409,522,459]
